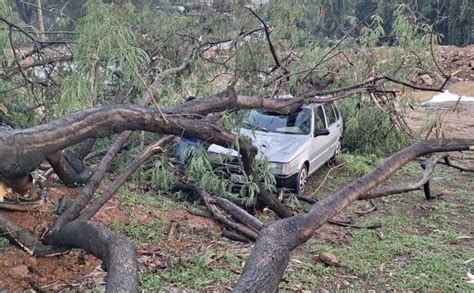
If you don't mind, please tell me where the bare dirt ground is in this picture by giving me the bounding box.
[404,81,474,139]
[0,186,224,291]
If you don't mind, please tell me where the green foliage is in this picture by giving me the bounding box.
[151,157,177,192]
[339,98,410,155]
[339,153,378,177]
[110,218,166,243]
[141,249,239,290]
[359,14,385,47]
[187,147,233,196]
[0,237,10,248]
[0,0,11,52]
[57,0,149,114]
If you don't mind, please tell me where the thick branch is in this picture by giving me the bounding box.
[359,155,443,199]
[45,220,139,293]
[178,184,258,240]
[210,196,264,232]
[234,139,474,292]
[27,105,236,232]
[47,151,92,186]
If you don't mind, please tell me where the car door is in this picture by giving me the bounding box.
[308,105,331,174]
[323,103,342,160]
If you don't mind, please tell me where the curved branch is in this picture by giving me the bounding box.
[234,139,474,292]
[47,151,92,186]
[45,220,139,293]
[0,105,234,178]
[359,154,443,200]
[443,156,474,172]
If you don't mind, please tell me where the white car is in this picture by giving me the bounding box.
[207,102,343,194]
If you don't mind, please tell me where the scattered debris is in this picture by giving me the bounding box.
[467,270,474,284]
[315,252,338,267]
[420,74,434,86]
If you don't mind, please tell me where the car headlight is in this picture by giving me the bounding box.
[268,162,291,175]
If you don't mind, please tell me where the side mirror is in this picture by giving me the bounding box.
[314,128,330,137]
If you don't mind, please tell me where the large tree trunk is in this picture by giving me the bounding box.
[0,104,235,180]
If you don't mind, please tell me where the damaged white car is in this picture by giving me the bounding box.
[207,102,343,195]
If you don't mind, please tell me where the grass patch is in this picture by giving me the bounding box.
[305,212,472,290]
[140,250,242,290]
[110,219,166,243]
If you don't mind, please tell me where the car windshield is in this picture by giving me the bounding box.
[243,108,311,134]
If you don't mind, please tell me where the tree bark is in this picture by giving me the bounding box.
[45,220,139,293]
[0,104,235,180]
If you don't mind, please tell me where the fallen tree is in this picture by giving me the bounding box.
[1,93,472,291]
[1,2,473,291]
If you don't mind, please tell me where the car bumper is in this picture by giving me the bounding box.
[210,160,298,190]
[275,173,298,189]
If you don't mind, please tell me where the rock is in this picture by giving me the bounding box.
[9,265,29,279]
[315,252,338,266]
[470,60,474,68]
[420,74,434,86]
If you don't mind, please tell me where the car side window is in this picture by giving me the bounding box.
[323,103,337,125]
[333,103,341,120]
[314,106,326,130]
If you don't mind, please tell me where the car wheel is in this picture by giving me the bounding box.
[295,165,308,195]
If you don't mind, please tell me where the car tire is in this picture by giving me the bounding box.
[295,164,308,195]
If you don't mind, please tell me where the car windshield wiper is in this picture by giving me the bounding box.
[243,122,268,133]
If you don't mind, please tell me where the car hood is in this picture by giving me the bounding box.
[208,128,311,163]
